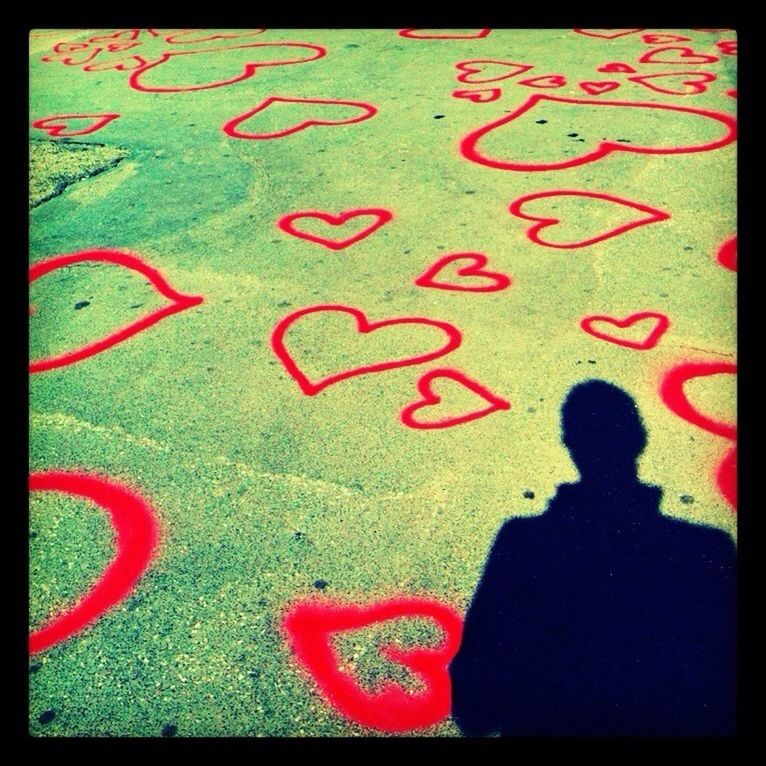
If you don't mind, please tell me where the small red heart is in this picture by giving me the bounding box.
[519,74,567,88]
[31,113,120,137]
[105,41,141,52]
[629,71,717,96]
[29,250,203,373]
[509,190,670,249]
[222,96,376,139]
[282,596,463,732]
[270,304,462,396]
[580,311,670,350]
[414,253,511,292]
[277,208,392,251]
[400,368,510,429]
[716,40,737,56]
[717,235,737,272]
[455,59,532,84]
[716,446,737,510]
[399,29,491,39]
[574,29,644,39]
[579,80,620,95]
[642,33,692,44]
[639,46,719,65]
[452,88,502,103]
[659,360,737,439]
[597,62,636,73]
[29,471,160,654]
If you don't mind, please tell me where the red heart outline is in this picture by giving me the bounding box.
[598,62,637,73]
[31,113,120,137]
[29,250,204,374]
[281,596,463,732]
[579,81,620,95]
[128,42,327,93]
[717,235,737,272]
[29,471,160,654]
[580,311,670,350]
[628,71,717,96]
[455,59,532,84]
[574,29,644,39]
[399,29,491,39]
[519,74,567,88]
[270,304,462,396]
[414,252,511,292]
[716,40,737,56]
[452,88,502,103]
[716,446,737,510]
[88,29,142,42]
[642,33,692,44]
[277,208,393,251]
[400,368,511,430]
[639,46,719,65]
[42,45,102,66]
[222,96,377,140]
[509,190,670,248]
[163,29,267,45]
[659,360,737,439]
[459,95,738,172]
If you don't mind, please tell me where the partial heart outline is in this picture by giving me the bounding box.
[128,42,327,93]
[642,33,692,44]
[717,236,737,272]
[519,74,567,89]
[639,46,719,65]
[277,208,393,251]
[659,360,737,440]
[716,447,737,510]
[414,252,511,292]
[459,94,737,172]
[628,71,717,96]
[579,81,620,95]
[400,368,511,429]
[716,40,737,56]
[163,29,267,44]
[597,62,637,73]
[29,470,160,654]
[222,96,377,140]
[31,113,120,137]
[452,88,502,103]
[574,29,644,39]
[281,596,463,732]
[455,59,532,84]
[399,29,491,39]
[270,304,462,396]
[580,312,670,350]
[508,190,670,248]
[29,249,204,374]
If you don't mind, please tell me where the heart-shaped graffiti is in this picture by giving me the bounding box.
[579,81,620,95]
[639,46,719,65]
[717,236,737,272]
[399,29,491,39]
[31,113,120,137]
[29,471,159,654]
[454,59,532,84]
[452,88,502,103]
[574,29,644,39]
[716,447,737,510]
[519,74,567,88]
[282,596,463,732]
[580,312,670,350]
[277,208,393,250]
[29,250,203,374]
[597,62,636,73]
[414,253,511,292]
[629,72,717,95]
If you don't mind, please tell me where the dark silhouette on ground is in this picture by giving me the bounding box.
[449,380,736,736]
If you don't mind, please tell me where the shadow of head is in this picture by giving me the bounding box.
[562,380,647,482]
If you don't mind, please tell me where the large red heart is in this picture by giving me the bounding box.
[400,368,511,429]
[716,446,737,510]
[639,46,719,65]
[519,74,566,88]
[399,29,491,39]
[29,250,203,374]
[508,190,670,248]
[29,471,159,654]
[597,62,636,73]
[281,597,463,732]
[629,72,717,95]
[277,208,392,251]
[31,113,120,137]
[659,360,737,439]
[580,311,670,350]
[579,81,620,95]
[452,88,502,103]
[222,96,377,139]
[574,29,644,39]
[414,252,511,292]
[459,94,738,172]
[129,42,327,93]
[642,33,692,44]
[717,235,737,272]
[270,305,462,396]
[455,59,532,84]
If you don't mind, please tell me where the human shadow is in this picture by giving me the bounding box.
[449,380,736,736]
